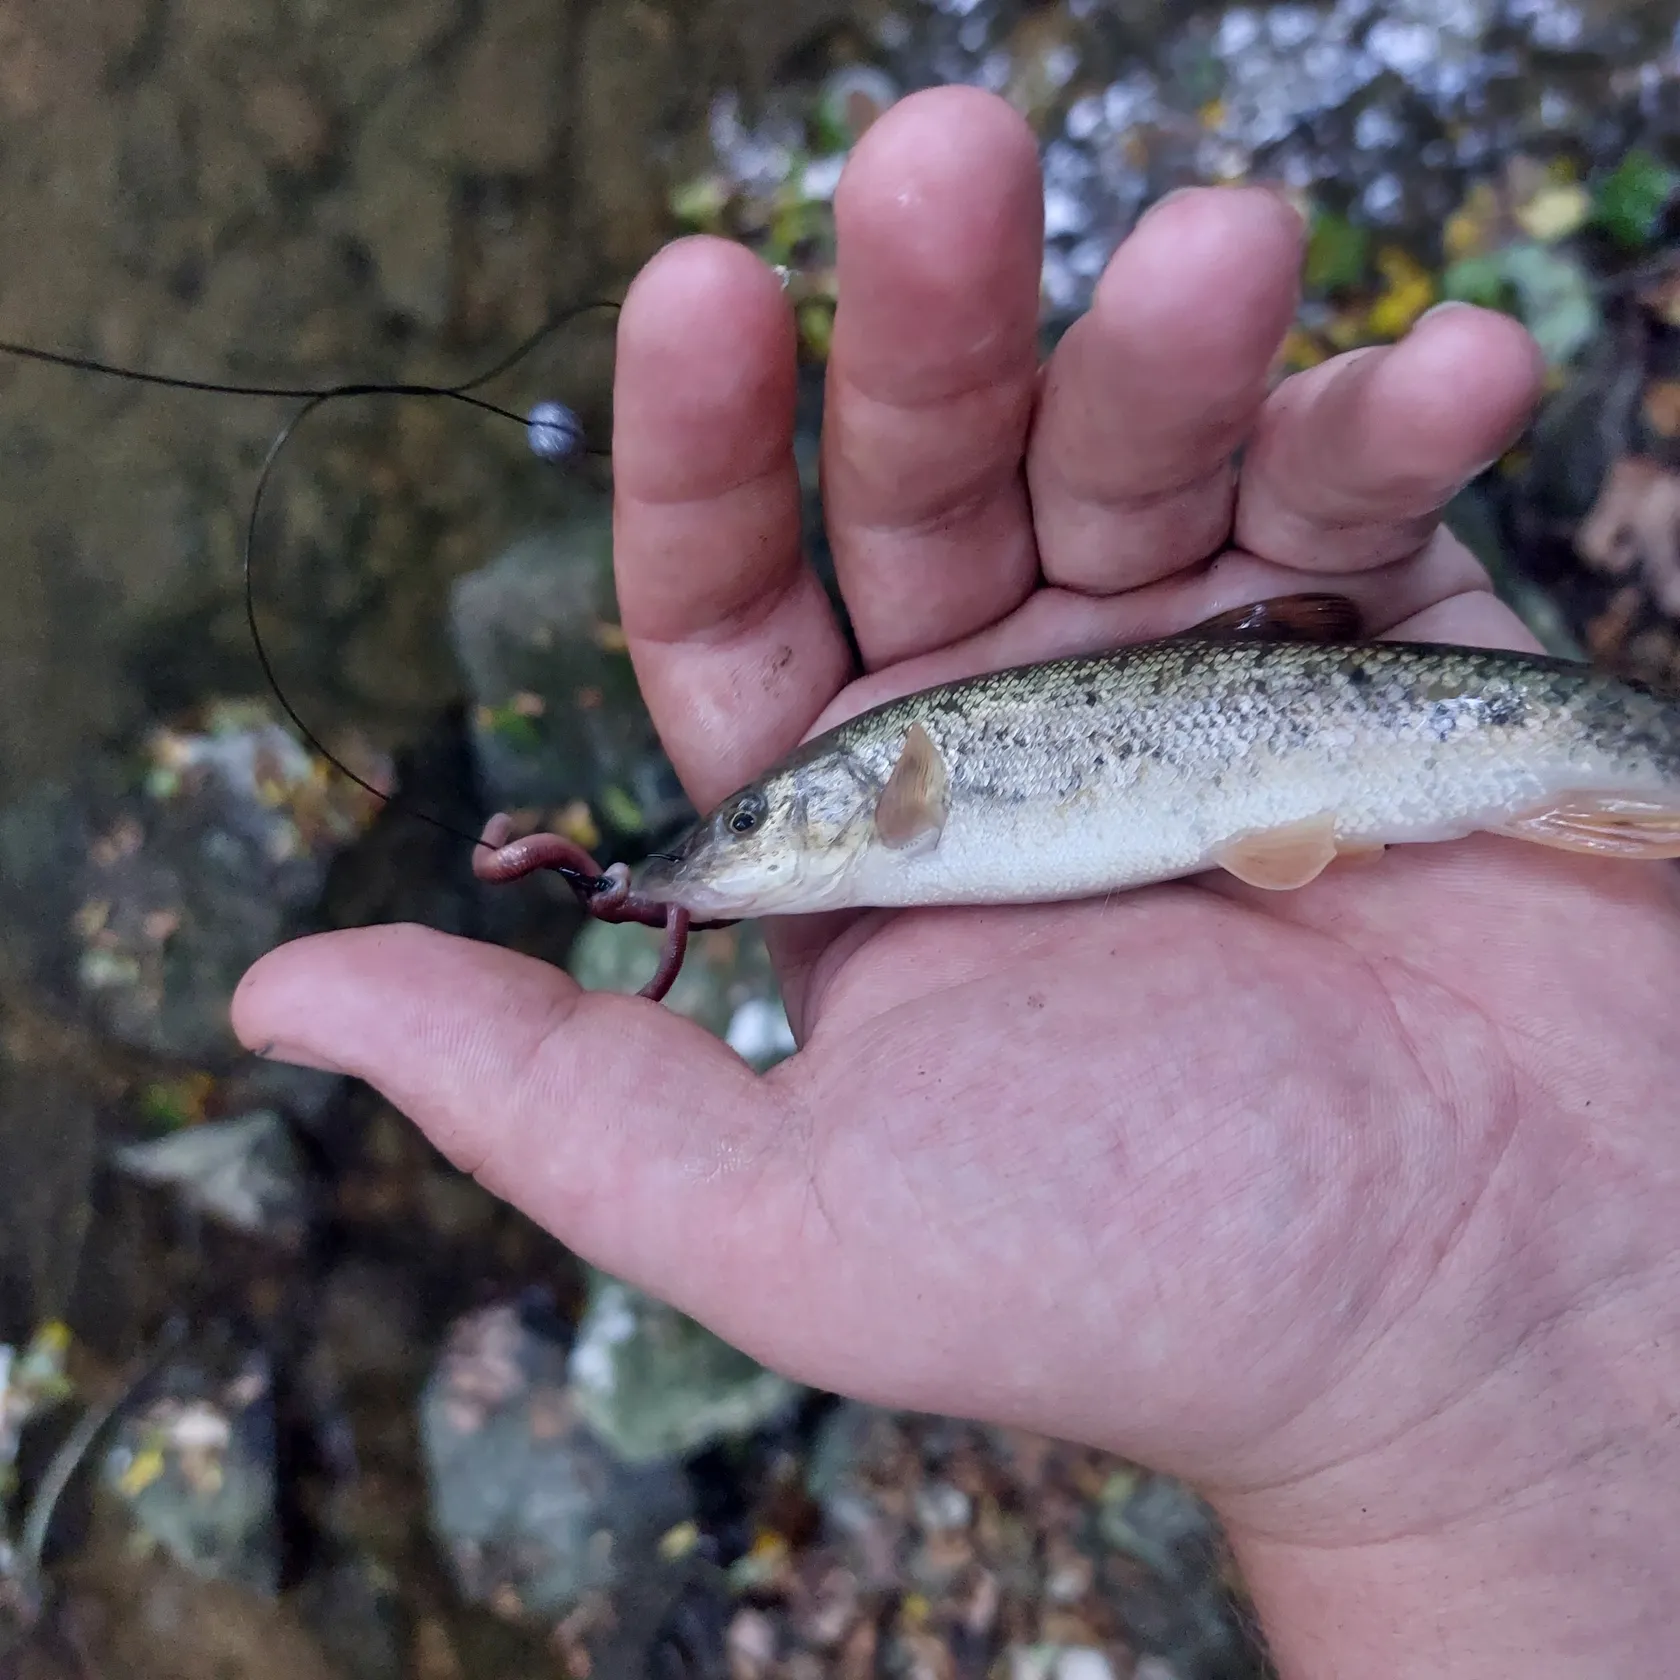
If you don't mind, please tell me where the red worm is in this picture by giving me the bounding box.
[472,814,729,1003]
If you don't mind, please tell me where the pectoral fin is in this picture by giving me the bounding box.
[1183,593,1365,645]
[1488,794,1680,859]
[874,722,951,852]
[1216,814,1341,889]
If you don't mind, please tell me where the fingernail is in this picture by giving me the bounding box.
[1137,185,1197,223]
[1252,180,1310,229]
[1417,299,1472,324]
[251,1039,346,1075]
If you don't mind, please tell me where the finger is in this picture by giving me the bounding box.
[1233,303,1545,572]
[1380,588,1543,652]
[820,86,1045,668]
[1026,185,1306,592]
[613,236,851,811]
[232,927,794,1326]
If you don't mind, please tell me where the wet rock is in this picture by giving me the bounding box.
[219,1055,344,1133]
[113,1112,312,1247]
[573,1,686,273]
[345,71,458,329]
[244,75,336,177]
[567,919,796,1068]
[103,1345,280,1594]
[291,1553,405,1680]
[448,493,691,852]
[0,1036,101,1340]
[419,1299,695,1623]
[60,1537,343,1680]
[449,0,561,176]
[45,700,389,1066]
[0,1322,73,1497]
[1094,1469,1255,1679]
[567,1272,801,1466]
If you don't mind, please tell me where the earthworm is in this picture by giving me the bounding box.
[472,814,730,1003]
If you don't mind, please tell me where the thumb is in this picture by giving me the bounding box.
[232,924,790,1312]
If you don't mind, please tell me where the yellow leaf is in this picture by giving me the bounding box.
[1325,307,1371,351]
[554,800,601,852]
[1515,182,1591,243]
[1367,247,1436,339]
[118,1445,166,1497]
[1275,325,1328,373]
[1444,182,1500,262]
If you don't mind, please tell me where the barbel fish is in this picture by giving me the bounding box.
[631,593,1680,920]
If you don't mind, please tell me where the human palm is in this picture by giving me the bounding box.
[235,86,1680,1604]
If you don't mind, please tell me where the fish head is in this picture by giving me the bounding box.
[632,750,879,917]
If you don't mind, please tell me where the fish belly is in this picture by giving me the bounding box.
[834,727,1669,910]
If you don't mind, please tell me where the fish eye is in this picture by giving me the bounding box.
[726,793,766,835]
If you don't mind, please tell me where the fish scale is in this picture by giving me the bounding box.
[634,629,1680,920]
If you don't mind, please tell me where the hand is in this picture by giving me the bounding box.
[233,88,1680,1673]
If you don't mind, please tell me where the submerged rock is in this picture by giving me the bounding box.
[419,1299,695,1624]
[567,1273,801,1466]
[50,700,388,1065]
[113,1110,312,1247]
[103,1344,280,1595]
[448,495,691,858]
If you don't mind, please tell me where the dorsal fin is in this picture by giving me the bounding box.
[1180,593,1364,644]
[873,722,951,852]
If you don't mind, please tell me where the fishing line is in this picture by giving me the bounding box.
[0,299,623,886]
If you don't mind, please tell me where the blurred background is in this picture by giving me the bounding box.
[0,0,1677,1674]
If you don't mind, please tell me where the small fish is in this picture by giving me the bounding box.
[633,593,1680,920]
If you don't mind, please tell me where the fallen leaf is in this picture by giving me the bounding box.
[1444,180,1502,262]
[1586,585,1646,661]
[1305,210,1369,293]
[1576,455,1680,615]
[1515,181,1591,243]
[554,800,600,852]
[1499,242,1599,367]
[1367,246,1436,338]
[1594,148,1680,249]
[1645,380,1680,437]
[1273,325,1328,375]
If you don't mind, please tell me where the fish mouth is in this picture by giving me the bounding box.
[631,840,753,917]
[630,849,689,902]
[632,842,839,919]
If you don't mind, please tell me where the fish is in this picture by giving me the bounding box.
[631,593,1680,921]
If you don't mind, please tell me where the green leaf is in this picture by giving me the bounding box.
[1304,211,1370,294]
[599,784,644,833]
[1499,243,1599,367]
[669,173,730,232]
[139,1082,195,1131]
[482,705,543,752]
[1441,254,1513,311]
[1592,149,1679,249]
